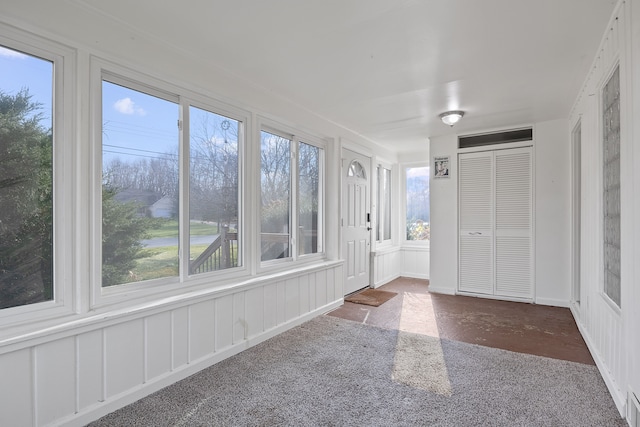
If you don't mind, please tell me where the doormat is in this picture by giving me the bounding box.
[345,288,398,307]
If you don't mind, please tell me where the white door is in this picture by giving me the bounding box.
[458,151,495,294]
[342,149,371,295]
[458,147,533,299]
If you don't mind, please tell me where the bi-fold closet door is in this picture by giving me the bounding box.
[458,146,533,299]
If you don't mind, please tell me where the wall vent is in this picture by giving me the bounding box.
[458,128,533,149]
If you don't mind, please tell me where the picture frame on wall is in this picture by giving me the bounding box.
[434,155,450,178]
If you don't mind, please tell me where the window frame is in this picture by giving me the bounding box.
[91,58,250,309]
[0,26,76,328]
[402,162,431,248]
[376,162,393,245]
[257,118,326,271]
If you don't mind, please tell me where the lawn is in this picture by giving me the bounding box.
[147,220,219,239]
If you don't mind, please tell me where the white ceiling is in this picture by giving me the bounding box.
[4,0,617,152]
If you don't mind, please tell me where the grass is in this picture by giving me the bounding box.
[131,243,239,282]
[147,220,219,239]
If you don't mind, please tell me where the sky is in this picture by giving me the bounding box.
[0,45,52,126]
[2,42,236,169]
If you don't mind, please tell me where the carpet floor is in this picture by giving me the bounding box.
[89,316,625,427]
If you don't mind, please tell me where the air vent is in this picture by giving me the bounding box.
[459,128,533,149]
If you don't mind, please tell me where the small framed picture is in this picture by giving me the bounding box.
[433,155,450,179]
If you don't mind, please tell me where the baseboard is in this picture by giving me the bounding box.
[571,308,627,418]
[534,297,570,308]
[427,285,456,295]
[400,272,429,280]
[372,273,401,288]
[60,299,343,427]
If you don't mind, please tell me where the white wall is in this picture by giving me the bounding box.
[568,0,638,417]
[429,122,572,305]
[534,119,571,306]
[427,135,458,294]
[0,264,343,426]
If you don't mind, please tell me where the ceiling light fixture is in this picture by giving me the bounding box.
[439,110,464,127]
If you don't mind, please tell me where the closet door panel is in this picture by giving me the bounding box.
[495,148,533,298]
[458,152,494,294]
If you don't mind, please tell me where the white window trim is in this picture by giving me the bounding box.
[257,118,327,272]
[90,57,252,310]
[402,162,431,249]
[0,25,77,331]
[375,160,393,248]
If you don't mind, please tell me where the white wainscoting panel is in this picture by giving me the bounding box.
[371,246,401,287]
[0,262,343,426]
[400,246,430,279]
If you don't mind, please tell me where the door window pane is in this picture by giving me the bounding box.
[101,80,179,286]
[260,131,291,261]
[406,166,430,241]
[189,106,240,274]
[0,46,53,308]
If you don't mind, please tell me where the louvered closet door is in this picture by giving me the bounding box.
[495,147,533,298]
[458,151,494,294]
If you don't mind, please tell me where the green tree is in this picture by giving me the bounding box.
[101,187,160,287]
[0,89,53,309]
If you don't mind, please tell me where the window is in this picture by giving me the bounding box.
[602,65,621,307]
[101,78,180,287]
[405,166,430,242]
[377,166,391,242]
[298,142,323,256]
[189,106,240,274]
[260,127,324,263]
[260,130,291,262]
[0,44,54,309]
[99,70,245,291]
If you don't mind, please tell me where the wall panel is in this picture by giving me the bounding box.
[35,337,76,425]
[145,313,172,381]
[0,349,33,426]
[105,320,144,398]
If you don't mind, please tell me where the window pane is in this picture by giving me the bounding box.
[602,66,621,307]
[0,46,53,309]
[101,80,179,286]
[298,142,321,255]
[383,167,391,240]
[189,106,240,274]
[406,166,430,241]
[260,131,290,261]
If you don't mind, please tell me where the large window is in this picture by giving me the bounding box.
[100,72,245,289]
[405,166,430,242]
[101,78,180,287]
[189,106,240,274]
[0,44,54,309]
[260,128,324,263]
[377,166,391,242]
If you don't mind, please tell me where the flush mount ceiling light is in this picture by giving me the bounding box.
[439,110,464,127]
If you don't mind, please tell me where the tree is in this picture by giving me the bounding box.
[0,89,53,309]
[101,187,160,286]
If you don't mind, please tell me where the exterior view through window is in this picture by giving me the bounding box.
[260,130,291,261]
[298,142,321,255]
[377,166,391,242]
[0,45,54,309]
[101,79,179,286]
[189,106,240,274]
[406,166,430,241]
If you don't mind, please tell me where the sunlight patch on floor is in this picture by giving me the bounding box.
[392,292,452,396]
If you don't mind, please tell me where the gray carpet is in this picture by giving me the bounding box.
[90,316,625,426]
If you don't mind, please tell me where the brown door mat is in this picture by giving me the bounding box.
[344,288,398,307]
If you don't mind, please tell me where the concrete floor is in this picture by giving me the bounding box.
[326,277,594,365]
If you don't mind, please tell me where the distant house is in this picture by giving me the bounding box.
[149,195,177,218]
